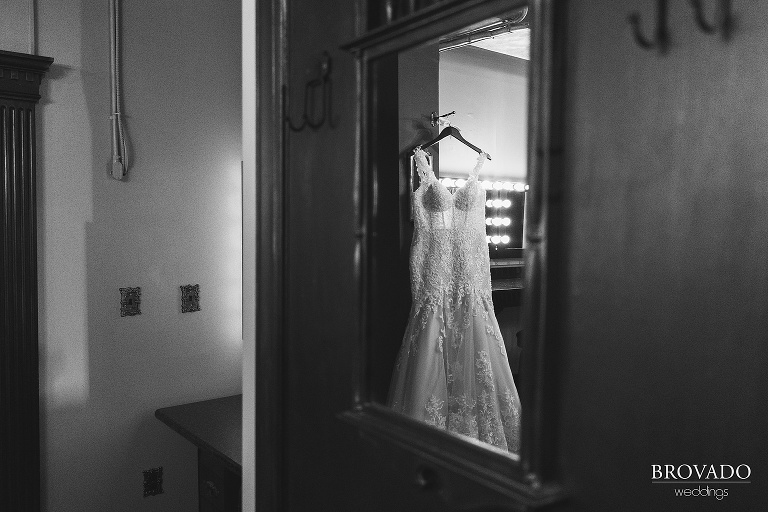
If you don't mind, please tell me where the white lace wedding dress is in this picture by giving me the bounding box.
[388,147,521,453]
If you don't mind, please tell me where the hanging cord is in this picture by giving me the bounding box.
[109,0,129,180]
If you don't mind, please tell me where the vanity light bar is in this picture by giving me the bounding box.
[485,199,512,209]
[486,235,512,245]
[439,178,528,192]
[485,217,512,226]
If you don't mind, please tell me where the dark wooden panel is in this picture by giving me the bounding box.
[0,50,52,512]
[198,448,242,512]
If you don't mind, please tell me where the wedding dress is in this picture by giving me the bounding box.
[388,147,521,453]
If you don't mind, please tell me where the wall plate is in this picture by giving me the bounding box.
[119,287,142,317]
[142,466,163,497]
[180,284,200,313]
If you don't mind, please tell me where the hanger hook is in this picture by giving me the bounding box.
[690,0,732,39]
[628,0,669,53]
[430,110,456,127]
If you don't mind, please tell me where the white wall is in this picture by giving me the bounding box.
[439,46,528,180]
[5,0,242,510]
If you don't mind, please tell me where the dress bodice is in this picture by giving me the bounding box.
[410,148,492,308]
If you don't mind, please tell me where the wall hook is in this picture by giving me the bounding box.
[285,51,337,132]
[690,0,732,39]
[628,0,669,53]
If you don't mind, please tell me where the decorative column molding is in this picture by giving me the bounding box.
[0,49,52,512]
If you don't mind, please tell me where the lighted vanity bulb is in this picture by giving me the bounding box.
[501,199,511,208]
[514,183,526,192]
[486,200,494,208]
[501,217,511,226]
[485,218,493,225]
[501,235,510,244]
[481,180,493,190]
[492,199,503,208]
[491,236,501,244]
[455,179,466,187]
[492,181,503,190]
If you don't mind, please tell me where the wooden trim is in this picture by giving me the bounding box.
[520,0,568,484]
[344,0,528,59]
[345,0,568,505]
[340,405,563,509]
[253,0,288,510]
[0,50,52,512]
[0,51,53,102]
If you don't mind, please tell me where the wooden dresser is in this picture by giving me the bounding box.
[155,395,242,512]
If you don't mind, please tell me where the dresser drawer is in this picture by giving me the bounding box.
[198,449,241,512]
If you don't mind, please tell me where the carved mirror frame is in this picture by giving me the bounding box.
[341,0,568,506]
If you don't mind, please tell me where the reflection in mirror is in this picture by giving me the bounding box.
[383,7,530,455]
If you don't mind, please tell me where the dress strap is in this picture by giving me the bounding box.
[414,147,436,183]
[468,151,487,180]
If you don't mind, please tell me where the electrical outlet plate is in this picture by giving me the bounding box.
[180,284,200,313]
[142,466,163,497]
[120,287,142,317]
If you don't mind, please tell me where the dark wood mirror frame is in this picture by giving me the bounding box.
[339,0,568,507]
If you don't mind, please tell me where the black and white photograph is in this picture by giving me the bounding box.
[1,1,766,511]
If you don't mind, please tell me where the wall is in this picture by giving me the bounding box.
[557,1,768,510]
[439,45,528,180]
[5,0,242,510]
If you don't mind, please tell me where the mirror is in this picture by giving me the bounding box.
[367,6,531,458]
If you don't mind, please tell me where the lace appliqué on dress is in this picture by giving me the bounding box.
[388,147,521,454]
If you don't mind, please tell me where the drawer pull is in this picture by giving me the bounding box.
[415,465,441,491]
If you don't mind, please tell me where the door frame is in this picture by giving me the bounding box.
[243,0,288,511]
[244,0,569,509]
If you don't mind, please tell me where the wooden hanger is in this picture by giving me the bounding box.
[420,126,492,161]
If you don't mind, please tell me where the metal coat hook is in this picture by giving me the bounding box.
[628,0,669,53]
[430,110,455,127]
[285,51,337,132]
[690,0,732,39]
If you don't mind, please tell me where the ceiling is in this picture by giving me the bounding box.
[470,28,531,61]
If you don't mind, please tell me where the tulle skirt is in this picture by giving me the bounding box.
[387,292,521,453]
